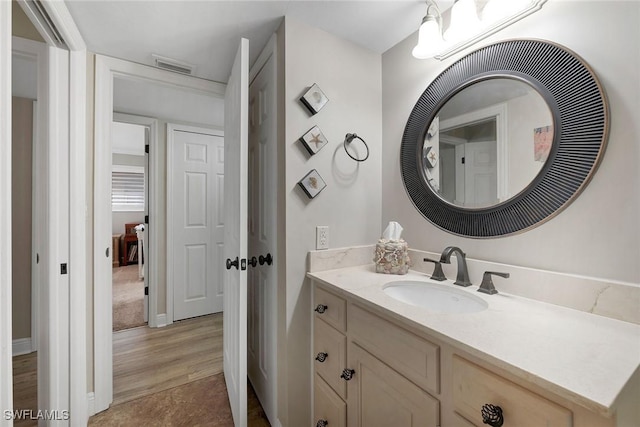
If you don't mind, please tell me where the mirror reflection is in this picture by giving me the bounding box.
[422,78,553,208]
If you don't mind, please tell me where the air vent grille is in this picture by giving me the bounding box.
[152,54,194,75]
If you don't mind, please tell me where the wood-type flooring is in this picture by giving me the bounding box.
[12,313,269,426]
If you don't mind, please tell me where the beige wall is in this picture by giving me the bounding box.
[381,1,640,284]
[11,0,44,42]
[11,96,33,340]
[280,17,383,426]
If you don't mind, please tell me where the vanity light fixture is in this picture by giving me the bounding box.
[443,0,481,43]
[412,1,444,59]
[412,0,547,60]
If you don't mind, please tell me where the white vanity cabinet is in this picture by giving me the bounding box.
[312,281,620,427]
[313,284,439,427]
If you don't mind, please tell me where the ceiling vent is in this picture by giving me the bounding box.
[152,54,194,75]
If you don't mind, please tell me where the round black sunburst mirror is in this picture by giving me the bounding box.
[401,39,609,238]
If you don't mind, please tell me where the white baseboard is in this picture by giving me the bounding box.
[12,337,33,356]
[156,313,168,327]
[87,392,95,417]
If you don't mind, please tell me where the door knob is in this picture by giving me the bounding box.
[226,257,239,270]
[248,256,258,268]
[259,253,273,266]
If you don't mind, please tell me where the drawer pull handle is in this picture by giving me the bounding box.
[315,352,328,363]
[340,368,355,381]
[481,403,504,427]
[314,304,328,314]
[316,420,328,427]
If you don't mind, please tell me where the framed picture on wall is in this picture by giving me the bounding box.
[297,169,327,199]
[299,126,328,155]
[300,83,329,115]
[534,125,553,162]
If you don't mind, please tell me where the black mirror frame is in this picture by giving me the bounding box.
[401,39,609,238]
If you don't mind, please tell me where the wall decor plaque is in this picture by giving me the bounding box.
[300,83,329,115]
[297,169,327,199]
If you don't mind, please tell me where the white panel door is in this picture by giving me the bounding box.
[247,51,277,423]
[223,38,249,427]
[464,140,498,208]
[171,128,225,321]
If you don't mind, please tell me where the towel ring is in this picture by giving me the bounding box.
[343,133,369,162]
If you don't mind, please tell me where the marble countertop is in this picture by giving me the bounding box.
[307,264,640,417]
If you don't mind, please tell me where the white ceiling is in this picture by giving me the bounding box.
[65,0,454,82]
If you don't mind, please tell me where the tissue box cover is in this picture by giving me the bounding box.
[374,239,411,275]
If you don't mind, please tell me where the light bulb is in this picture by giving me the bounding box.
[443,0,480,42]
[412,16,444,59]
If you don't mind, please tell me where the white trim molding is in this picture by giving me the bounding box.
[0,3,13,423]
[12,338,33,357]
[93,54,225,414]
[69,47,89,427]
[155,313,168,328]
[47,44,71,423]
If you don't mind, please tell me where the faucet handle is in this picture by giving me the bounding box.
[478,271,510,295]
[423,258,447,281]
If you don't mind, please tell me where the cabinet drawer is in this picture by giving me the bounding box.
[314,316,347,398]
[453,355,572,427]
[349,304,440,394]
[314,374,346,427]
[314,285,347,332]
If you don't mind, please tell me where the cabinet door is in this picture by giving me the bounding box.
[315,374,347,427]
[347,343,439,427]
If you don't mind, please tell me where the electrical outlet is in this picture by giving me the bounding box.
[316,226,329,250]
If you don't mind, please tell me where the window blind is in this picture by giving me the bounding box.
[112,171,145,211]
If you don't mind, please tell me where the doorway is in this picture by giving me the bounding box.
[111,120,149,332]
[10,33,48,425]
[93,54,226,413]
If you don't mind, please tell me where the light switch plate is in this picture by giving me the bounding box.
[316,226,329,250]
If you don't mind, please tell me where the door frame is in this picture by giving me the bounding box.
[11,36,48,358]
[93,55,225,413]
[247,33,279,425]
[441,102,508,202]
[4,3,88,425]
[1,3,13,418]
[113,112,158,326]
[166,123,224,324]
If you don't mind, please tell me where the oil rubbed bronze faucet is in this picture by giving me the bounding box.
[478,271,510,295]
[439,246,472,287]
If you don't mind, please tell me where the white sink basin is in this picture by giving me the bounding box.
[383,280,488,314]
